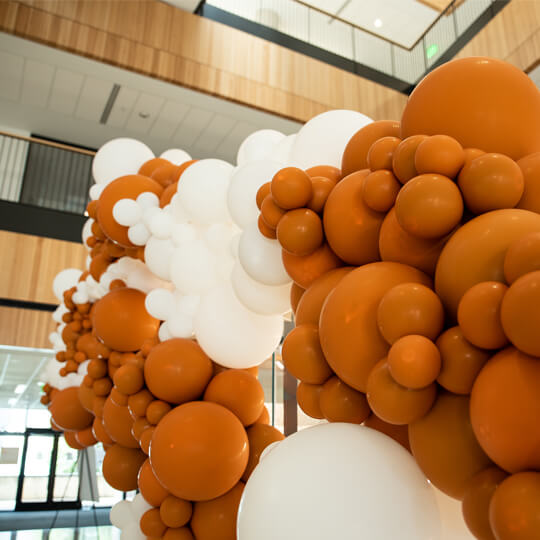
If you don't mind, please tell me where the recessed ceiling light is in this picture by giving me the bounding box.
[374,18,382,28]
[14,384,27,394]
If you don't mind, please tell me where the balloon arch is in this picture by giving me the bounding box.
[42,57,540,539]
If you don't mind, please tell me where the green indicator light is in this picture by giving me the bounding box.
[426,44,439,59]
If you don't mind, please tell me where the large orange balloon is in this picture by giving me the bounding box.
[363,414,411,451]
[92,288,159,352]
[242,424,285,482]
[319,262,431,392]
[150,402,249,501]
[144,338,213,404]
[319,376,371,424]
[470,347,540,473]
[435,209,540,316]
[102,443,146,491]
[504,231,540,283]
[323,171,385,265]
[517,152,540,213]
[96,175,163,247]
[401,57,540,161]
[102,396,138,448]
[191,482,245,540]
[409,392,493,499]
[138,458,169,506]
[296,382,324,419]
[49,387,93,431]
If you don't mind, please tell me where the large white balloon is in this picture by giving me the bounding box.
[227,160,284,229]
[273,133,297,164]
[232,261,291,315]
[52,269,82,301]
[289,110,372,169]
[170,240,219,294]
[110,500,133,529]
[160,148,192,165]
[237,129,285,166]
[238,423,441,540]
[176,159,234,225]
[92,138,154,185]
[194,284,283,368]
[239,223,291,286]
[145,237,175,281]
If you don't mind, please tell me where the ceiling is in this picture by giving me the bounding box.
[0,33,300,161]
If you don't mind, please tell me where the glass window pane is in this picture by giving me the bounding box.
[53,436,79,502]
[21,434,53,503]
[0,434,24,510]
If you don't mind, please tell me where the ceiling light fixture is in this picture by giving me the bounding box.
[14,384,27,394]
[374,18,382,28]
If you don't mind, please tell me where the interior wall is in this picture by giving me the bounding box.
[0,306,55,348]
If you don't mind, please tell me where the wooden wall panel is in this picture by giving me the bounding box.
[0,306,55,349]
[0,230,87,305]
[0,0,408,122]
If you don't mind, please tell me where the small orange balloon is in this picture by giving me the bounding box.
[366,359,436,425]
[504,231,540,284]
[363,415,411,451]
[367,136,401,171]
[113,363,144,395]
[256,182,271,210]
[305,165,342,183]
[377,282,444,344]
[270,167,313,210]
[164,528,194,540]
[151,162,178,188]
[78,384,95,413]
[392,134,429,184]
[260,195,285,229]
[257,215,276,239]
[140,508,167,538]
[242,424,285,482]
[204,370,264,426]
[49,387,93,431]
[290,283,305,314]
[296,382,324,419]
[75,427,97,448]
[146,400,172,425]
[139,157,171,178]
[414,134,465,178]
[458,153,524,214]
[517,152,540,213]
[93,377,112,397]
[282,324,333,385]
[128,389,154,418]
[362,170,400,213]
[64,431,84,450]
[102,443,146,492]
[131,417,150,440]
[92,417,113,445]
[139,426,154,455]
[388,335,441,389]
[102,396,138,448]
[463,148,485,167]
[160,495,192,529]
[139,458,169,506]
[307,176,335,213]
[436,326,490,395]
[457,281,509,349]
[254,406,270,425]
[276,208,323,256]
[319,376,371,424]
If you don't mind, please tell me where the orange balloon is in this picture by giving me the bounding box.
[282,243,343,289]
[160,181,178,208]
[504,231,540,284]
[296,382,324,419]
[341,120,401,176]
[110,386,128,407]
[113,363,144,395]
[367,136,401,171]
[489,472,540,540]
[501,270,540,356]
[276,208,323,256]
[387,335,441,389]
[319,376,371,424]
[64,431,84,450]
[409,392,493,499]
[435,208,540,317]
[93,288,159,352]
[163,527,194,540]
[401,57,540,161]
[260,195,286,229]
[282,324,333,384]
[379,208,449,276]
[462,467,508,540]
[290,282,304,314]
[436,326,490,395]
[49,387,93,431]
[458,153,524,214]
[305,165,342,183]
[131,417,150,440]
[102,396,138,448]
[470,347,540,473]
[270,167,313,210]
[151,162,178,188]
[392,134,429,184]
[102,443,146,491]
[160,495,192,528]
[146,400,172,425]
[254,406,270,425]
[362,170,400,213]
[256,182,271,210]
[93,395,106,418]
[414,135,465,178]
[92,417,113,445]
[97,175,163,247]
[144,338,213,404]
[89,253,110,282]
[139,426,154,455]
[78,384,95,413]
[171,159,197,183]
[377,282,444,344]
[75,427,97,448]
[319,262,431,392]
[191,482,244,540]
[128,389,154,419]
[139,157,171,178]
[463,147,485,167]
[242,424,285,482]
[204,370,264,426]
[366,359,436,425]
[140,508,167,538]
[295,267,352,325]
[457,281,509,349]
[139,458,169,506]
[307,176,335,213]
[150,401,249,501]
[258,214,277,239]
[517,152,540,213]
[323,170,384,265]
[92,377,112,397]
[395,173,463,239]
[363,414,411,451]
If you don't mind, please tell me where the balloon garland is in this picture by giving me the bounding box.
[41,56,540,539]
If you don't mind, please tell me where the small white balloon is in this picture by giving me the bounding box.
[160,148,192,166]
[53,269,82,301]
[145,288,175,321]
[131,493,152,517]
[89,183,105,201]
[113,198,142,227]
[237,129,285,166]
[171,223,198,247]
[137,191,160,209]
[168,313,196,339]
[72,290,89,305]
[110,500,133,528]
[145,237,175,281]
[148,210,173,239]
[169,193,191,223]
[158,321,172,342]
[128,223,150,246]
[81,218,94,246]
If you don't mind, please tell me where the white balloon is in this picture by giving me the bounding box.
[109,500,133,529]
[52,269,82,301]
[289,110,373,169]
[92,138,154,185]
[120,525,145,540]
[273,133,297,164]
[128,223,150,246]
[171,223,198,247]
[169,193,191,223]
[89,183,105,201]
[145,237,175,281]
[148,210,173,239]
[160,148,192,165]
[259,440,281,462]
[131,493,152,517]
[145,288,175,321]
[137,191,160,209]
[238,424,441,540]
[239,223,291,286]
[113,198,141,227]
[168,313,195,338]
[194,284,283,368]
[232,261,291,315]
[237,129,285,166]
[81,218,94,246]
[176,159,234,225]
[227,160,284,229]
[170,240,219,294]
[158,321,172,342]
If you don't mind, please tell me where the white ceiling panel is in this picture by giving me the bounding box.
[193,114,236,154]
[107,86,139,128]
[125,92,165,133]
[20,59,55,108]
[74,76,114,121]
[48,68,85,115]
[174,108,215,148]
[149,100,190,140]
[215,121,258,161]
[0,51,24,101]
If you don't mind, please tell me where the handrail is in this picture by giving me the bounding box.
[0,131,96,157]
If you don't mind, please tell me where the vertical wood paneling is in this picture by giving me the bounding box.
[0,306,55,349]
